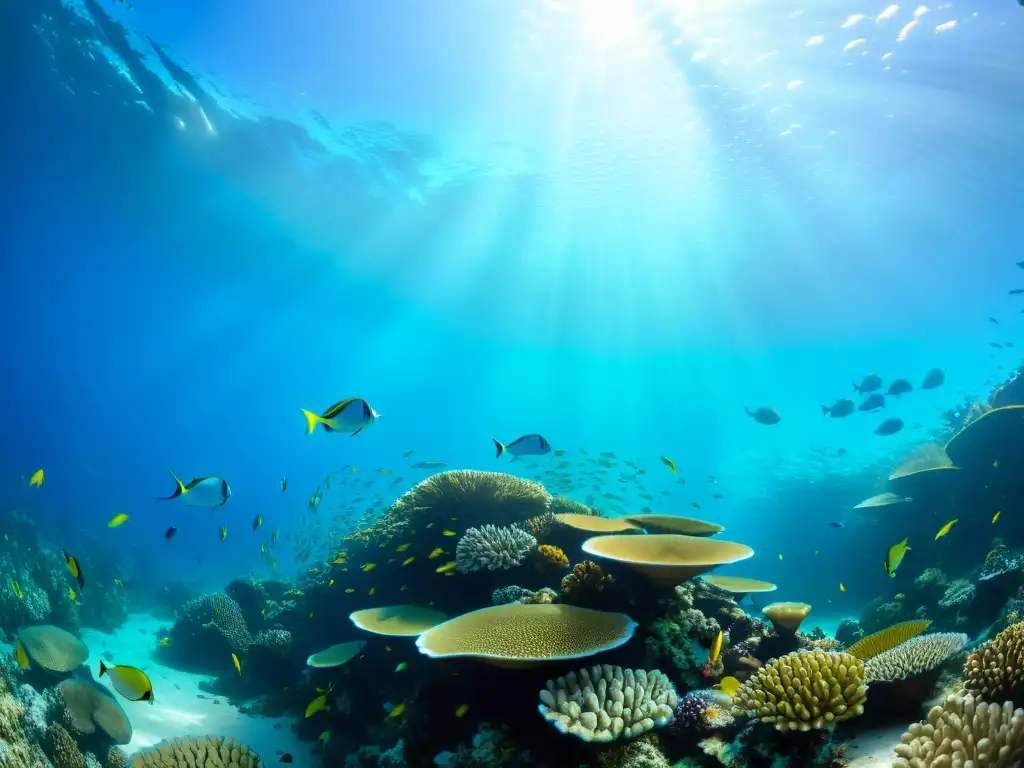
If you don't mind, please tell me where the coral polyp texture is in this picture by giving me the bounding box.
[17,625,88,673]
[455,524,537,573]
[561,560,613,601]
[667,690,735,735]
[865,632,968,682]
[538,544,570,568]
[731,651,868,732]
[537,664,678,742]
[963,620,1024,704]
[893,694,1024,768]
[845,620,933,660]
[131,735,265,767]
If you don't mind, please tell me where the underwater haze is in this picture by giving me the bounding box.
[2,0,1024,766]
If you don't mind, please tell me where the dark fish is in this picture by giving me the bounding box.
[280,477,287,493]
[164,527,178,541]
[989,317,999,324]
[62,549,85,590]
[853,373,882,393]
[991,342,1004,349]
[921,368,944,389]
[1018,260,1024,269]
[279,755,293,764]
[858,393,885,411]
[1009,289,1024,295]
[837,447,848,455]
[821,398,855,418]
[886,379,913,396]
[744,406,781,425]
[874,417,904,436]
[829,521,844,528]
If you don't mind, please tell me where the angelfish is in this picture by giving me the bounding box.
[157,470,231,509]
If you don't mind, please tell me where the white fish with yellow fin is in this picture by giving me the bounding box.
[157,470,230,509]
[301,398,379,436]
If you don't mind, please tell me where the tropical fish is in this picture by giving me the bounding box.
[395,662,408,672]
[839,583,845,592]
[428,547,446,559]
[885,537,911,577]
[113,579,125,588]
[396,543,411,552]
[319,730,331,745]
[308,490,323,512]
[874,418,904,436]
[853,373,883,393]
[402,450,415,458]
[15,640,29,669]
[858,393,885,411]
[455,704,469,718]
[107,513,129,528]
[361,563,377,572]
[158,637,170,647]
[252,515,263,532]
[302,398,379,436]
[829,522,845,529]
[411,461,447,469]
[493,434,552,459]
[921,368,945,390]
[388,702,406,719]
[100,660,154,702]
[164,527,177,540]
[9,577,23,599]
[69,587,76,601]
[345,588,355,594]
[935,519,958,540]
[442,530,456,537]
[778,553,783,561]
[402,557,415,567]
[715,676,742,697]
[281,477,287,492]
[231,653,242,675]
[821,399,855,418]
[29,469,44,487]
[886,379,913,396]
[660,456,677,474]
[436,561,457,574]
[708,630,723,665]
[305,686,332,718]
[993,511,1002,524]
[271,528,279,545]
[62,549,85,590]
[744,406,781,425]
[158,470,231,509]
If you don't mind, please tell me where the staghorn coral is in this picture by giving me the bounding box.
[846,620,932,660]
[731,651,868,732]
[865,633,967,683]
[893,693,1024,767]
[561,561,613,603]
[539,665,677,743]
[938,578,975,610]
[666,690,734,736]
[964,620,1024,704]
[131,735,264,767]
[46,722,84,768]
[455,524,537,573]
[550,496,600,517]
[537,544,569,568]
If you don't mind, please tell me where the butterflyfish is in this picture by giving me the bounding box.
[935,519,958,541]
[29,469,44,487]
[232,653,241,675]
[107,513,129,528]
[885,537,911,578]
[62,549,85,589]
[708,630,723,666]
[493,434,552,459]
[15,640,29,670]
[301,397,379,436]
[157,470,231,509]
[99,660,154,702]
[660,456,677,474]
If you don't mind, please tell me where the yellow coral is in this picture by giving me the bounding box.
[964,621,1024,704]
[538,544,569,568]
[731,651,868,732]
[893,694,1024,767]
[131,736,264,767]
[845,620,932,660]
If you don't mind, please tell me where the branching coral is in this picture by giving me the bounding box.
[538,665,678,742]
[865,633,967,683]
[455,525,536,573]
[964,621,1024,704]
[731,651,868,732]
[131,735,264,767]
[537,545,569,568]
[893,694,1024,767]
[938,578,975,610]
[491,586,533,605]
[561,561,613,602]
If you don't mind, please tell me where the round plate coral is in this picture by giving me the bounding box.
[581,534,754,584]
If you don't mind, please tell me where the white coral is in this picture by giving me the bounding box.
[454,524,536,573]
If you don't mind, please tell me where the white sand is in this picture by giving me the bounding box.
[9,613,314,766]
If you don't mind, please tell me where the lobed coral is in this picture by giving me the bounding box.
[538,665,678,743]
[455,525,537,573]
[731,651,868,732]
[131,735,264,767]
[865,633,968,683]
[963,620,1024,704]
[893,694,1024,767]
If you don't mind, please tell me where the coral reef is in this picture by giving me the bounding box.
[45,722,84,768]
[666,690,734,736]
[131,736,265,767]
[537,665,677,742]
[937,578,975,611]
[560,561,614,606]
[731,651,868,732]
[490,585,534,605]
[846,620,932,660]
[963,620,1024,705]
[454,525,537,574]
[536,544,569,568]
[865,633,968,682]
[162,592,251,673]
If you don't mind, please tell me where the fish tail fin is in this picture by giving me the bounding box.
[157,470,186,500]
[493,439,504,459]
[98,660,108,677]
[820,405,830,416]
[301,409,324,435]
[350,428,363,436]
[743,407,753,417]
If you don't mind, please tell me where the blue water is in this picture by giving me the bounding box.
[3,0,1024,680]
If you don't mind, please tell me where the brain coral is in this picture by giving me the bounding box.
[538,664,678,742]
[893,694,1024,768]
[964,621,1024,704]
[865,633,968,683]
[131,735,264,767]
[731,651,868,732]
[455,524,537,573]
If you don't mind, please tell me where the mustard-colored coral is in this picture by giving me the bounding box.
[964,621,1024,704]
[538,544,569,568]
[131,735,264,767]
[893,694,1024,767]
[731,651,867,732]
[45,723,83,768]
[845,620,932,660]
[561,561,613,601]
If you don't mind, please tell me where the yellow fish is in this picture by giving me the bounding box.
[231,653,241,675]
[388,702,406,719]
[113,579,125,588]
[15,640,29,670]
[993,511,1002,524]
[708,630,723,665]
[331,556,347,565]
[329,579,335,587]
[839,583,845,593]
[402,557,415,567]
[885,537,911,578]
[435,561,457,574]
[935,519,958,541]
[396,543,411,552]
[384,645,391,652]
[442,530,456,537]
[107,513,129,528]
[455,704,469,718]
[361,563,377,572]
[778,553,783,561]
[100,660,154,702]
[158,637,170,647]
[369,587,376,596]
[428,548,446,559]
[219,526,228,541]
[9,577,23,600]
[62,550,84,590]
[714,676,742,697]
[345,588,355,594]
[660,456,677,474]
[305,691,330,718]
[29,469,44,487]
[69,587,76,601]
